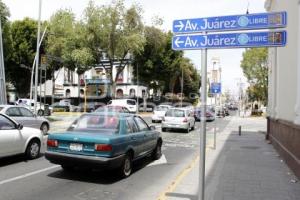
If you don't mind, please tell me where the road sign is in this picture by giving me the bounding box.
[173,12,287,33]
[172,31,286,50]
[211,83,221,94]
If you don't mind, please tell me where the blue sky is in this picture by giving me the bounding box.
[3,0,266,96]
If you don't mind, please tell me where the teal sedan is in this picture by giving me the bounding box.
[45,112,162,177]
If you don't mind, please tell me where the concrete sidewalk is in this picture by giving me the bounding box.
[165,117,300,200]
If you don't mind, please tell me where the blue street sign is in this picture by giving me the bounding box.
[211,83,221,94]
[172,31,286,50]
[173,12,287,34]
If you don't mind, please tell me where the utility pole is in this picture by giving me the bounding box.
[0,17,7,104]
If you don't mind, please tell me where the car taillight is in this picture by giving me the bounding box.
[183,118,188,122]
[47,139,58,147]
[95,144,112,151]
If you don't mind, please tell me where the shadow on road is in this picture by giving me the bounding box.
[0,153,45,167]
[46,155,156,184]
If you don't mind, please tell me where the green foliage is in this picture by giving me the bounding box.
[133,28,199,97]
[9,18,37,96]
[82,0,145,82]
[240,48,268,105]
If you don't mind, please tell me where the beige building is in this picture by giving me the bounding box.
[265,0,300,178]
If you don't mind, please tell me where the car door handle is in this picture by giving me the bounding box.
[131,136,137,140]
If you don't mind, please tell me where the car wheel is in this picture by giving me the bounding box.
[152,140,162,160]
[119,153,132,178]
[185,125,190,133]
[25,139,41,160]
[40,123,49,135]
[37,109,44,116]
[161,128,166,132]
[61,165,74,171]
[191,123,195,131]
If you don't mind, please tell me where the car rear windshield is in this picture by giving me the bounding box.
[68,114,120,133]
[155,106,169,111]
[166,109,185,117]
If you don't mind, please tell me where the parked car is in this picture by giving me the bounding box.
[193,107,215,122]
[0,105,50,134]
[151,105,173,123]
[108,99,137,113]
[161,108,195,133]
[51,100,76,112]
[95,105,130,113]
[45,112,162,177]
[0,113,43,159]
[75,102,103,112]
[15,98,52,116]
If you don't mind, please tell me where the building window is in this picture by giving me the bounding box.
[66,89,71,98]
[129,89,136,97]
[117,89,123,98]
[80,89,84,97]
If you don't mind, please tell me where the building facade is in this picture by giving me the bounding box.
[265,0,300,178]
[37,63,148,101]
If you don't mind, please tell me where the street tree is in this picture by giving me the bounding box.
[82,0,145,97]
[240,48,268,105]
[0,0,13,92]
[10,18,38,97]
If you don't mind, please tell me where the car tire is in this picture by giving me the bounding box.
[37,109,44,116]
[25,139,41,160]
[119,153,132,178]
[161,128,166,132]
[61,165,74,171]
[40,123,49,135]
[152,140,162,160]
[185,125,190,133]
[191,123,195,131]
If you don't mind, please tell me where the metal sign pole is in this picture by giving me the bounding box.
[199,48,207,200]
[214,94,217,149]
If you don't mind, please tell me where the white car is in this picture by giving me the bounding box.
[0,105,50,134]
[162,108,195,133]
[0,113,43,159]
[152,105,173,123]
[15,98,52,116]
[107,99,137,113]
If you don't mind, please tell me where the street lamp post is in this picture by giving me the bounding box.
[0,17,7,104]
[34,0,42,115]
[181,66,183,107]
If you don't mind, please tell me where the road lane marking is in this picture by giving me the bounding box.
[0,165,60,185]
[157,155,199,200]
[147,154,167,167]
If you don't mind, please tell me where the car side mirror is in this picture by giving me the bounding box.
[17,124,23,130]
[150,126,156,130]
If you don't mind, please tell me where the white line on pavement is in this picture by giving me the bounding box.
[0,165,60,185]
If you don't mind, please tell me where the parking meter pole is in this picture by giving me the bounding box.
[199,48,207,200]
[214,94,217,150]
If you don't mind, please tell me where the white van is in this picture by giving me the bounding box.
[107,99,137,113]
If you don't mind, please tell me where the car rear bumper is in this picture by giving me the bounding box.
[162,122,189,130]
[45,151,125,169]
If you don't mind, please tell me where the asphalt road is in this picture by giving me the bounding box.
[0,114,232,200]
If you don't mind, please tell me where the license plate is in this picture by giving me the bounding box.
[70,143,83,151]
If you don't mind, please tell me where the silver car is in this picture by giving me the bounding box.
[161,108,195,133]
[0,105,50,134]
